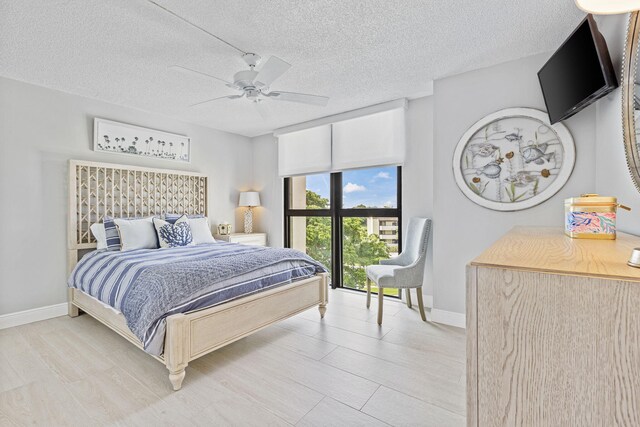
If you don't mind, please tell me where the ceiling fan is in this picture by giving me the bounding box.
[170,53,329,119]
[146,1,329,119]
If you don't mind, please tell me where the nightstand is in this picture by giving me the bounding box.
[215,232,267,246]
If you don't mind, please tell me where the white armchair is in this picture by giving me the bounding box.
[365,217,431,325]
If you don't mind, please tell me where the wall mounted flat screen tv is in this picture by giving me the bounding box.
[538,14,618,124]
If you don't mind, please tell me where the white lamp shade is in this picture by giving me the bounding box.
[575,0,640,14]
[239,191,261,207]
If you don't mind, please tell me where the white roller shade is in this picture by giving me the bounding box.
[278,125,331,177]
[331,107,406,171]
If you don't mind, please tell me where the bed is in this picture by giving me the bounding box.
[66,160,329,391]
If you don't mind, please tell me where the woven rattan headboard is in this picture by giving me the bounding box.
[68,160,207,256]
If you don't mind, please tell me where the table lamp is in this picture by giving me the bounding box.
[238,191,260,233]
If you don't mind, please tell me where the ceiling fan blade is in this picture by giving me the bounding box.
[254,56,291,88]
[189,94,243,108]
[254,100,270,120]
[169,65,233,86]
[266,91,329,107]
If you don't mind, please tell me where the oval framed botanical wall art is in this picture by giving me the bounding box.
[452,108,575,211]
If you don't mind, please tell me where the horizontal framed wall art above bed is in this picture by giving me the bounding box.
[93,118,191,163]
[67,160,328,390]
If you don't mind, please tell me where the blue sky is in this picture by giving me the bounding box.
[306,166,397,208]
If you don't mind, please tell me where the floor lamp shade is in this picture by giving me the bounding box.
[239,192,260,233]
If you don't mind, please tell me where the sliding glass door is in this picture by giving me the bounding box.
[284,166,401,297]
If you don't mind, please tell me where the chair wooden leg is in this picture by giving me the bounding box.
[377,288,384,325]
[406,288,412,308]
[366,278,372,309]
[416,287,427,322]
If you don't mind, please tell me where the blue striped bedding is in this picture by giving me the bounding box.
[68,243,326,355]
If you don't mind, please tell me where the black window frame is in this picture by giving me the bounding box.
[284,166,402,294]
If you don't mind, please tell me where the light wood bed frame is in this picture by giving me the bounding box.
[67,160,328,390]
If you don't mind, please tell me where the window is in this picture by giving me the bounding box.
[288,173,331,209]
[342,166,398,209]
[288,216,332,274]
[284,166,402,297]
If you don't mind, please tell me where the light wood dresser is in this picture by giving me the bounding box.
[467,227,640,426]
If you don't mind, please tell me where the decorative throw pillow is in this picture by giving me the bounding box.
[153,215,194,248]
[90,223,108,250]
[103,216,122,251]
[164,213,214,245]
[189,217,216,245]
[164,213,204,224]
[114,217,159,251]
[103,216,160,251]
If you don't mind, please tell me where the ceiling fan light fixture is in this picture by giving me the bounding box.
[233,69,258,87]
[242,53,261,68]
[575,0,640,14]
[246,89,260,101]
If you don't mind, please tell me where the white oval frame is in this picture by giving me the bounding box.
[452,108,575,212]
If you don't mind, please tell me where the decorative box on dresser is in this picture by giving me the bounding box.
[467,227,640,426]
[215,232,267,246]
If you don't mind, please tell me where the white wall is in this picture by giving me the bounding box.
[251,97,435,296]
[402,96,434,296]
[0,76,253,316]
[432,53,597,316]
[251,133,283,247]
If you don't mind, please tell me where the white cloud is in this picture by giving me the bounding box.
[343,182,366,193]
[374,172,391,180]
[383,200,395,208]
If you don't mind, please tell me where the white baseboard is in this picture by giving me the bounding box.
[0,297,462,330]
[424,295,433,309]
[431,308,466,329]
[0,303,67,330]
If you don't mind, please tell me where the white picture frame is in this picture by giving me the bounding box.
[93,118,191,163]
[452,108,575,212]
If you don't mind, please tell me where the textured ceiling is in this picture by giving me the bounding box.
[1,0,585,137]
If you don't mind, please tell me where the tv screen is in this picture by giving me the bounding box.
[538,15,617,124]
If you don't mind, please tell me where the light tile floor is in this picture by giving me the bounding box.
[0,289,465,426]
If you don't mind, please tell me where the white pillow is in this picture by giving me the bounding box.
[90,223,107,250]
[189,217,216,245]
[153,215,194,248]
[115,217,158,251]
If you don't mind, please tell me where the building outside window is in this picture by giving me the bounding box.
[367,217,399,256]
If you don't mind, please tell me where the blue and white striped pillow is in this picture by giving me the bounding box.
[103,216,121,251]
